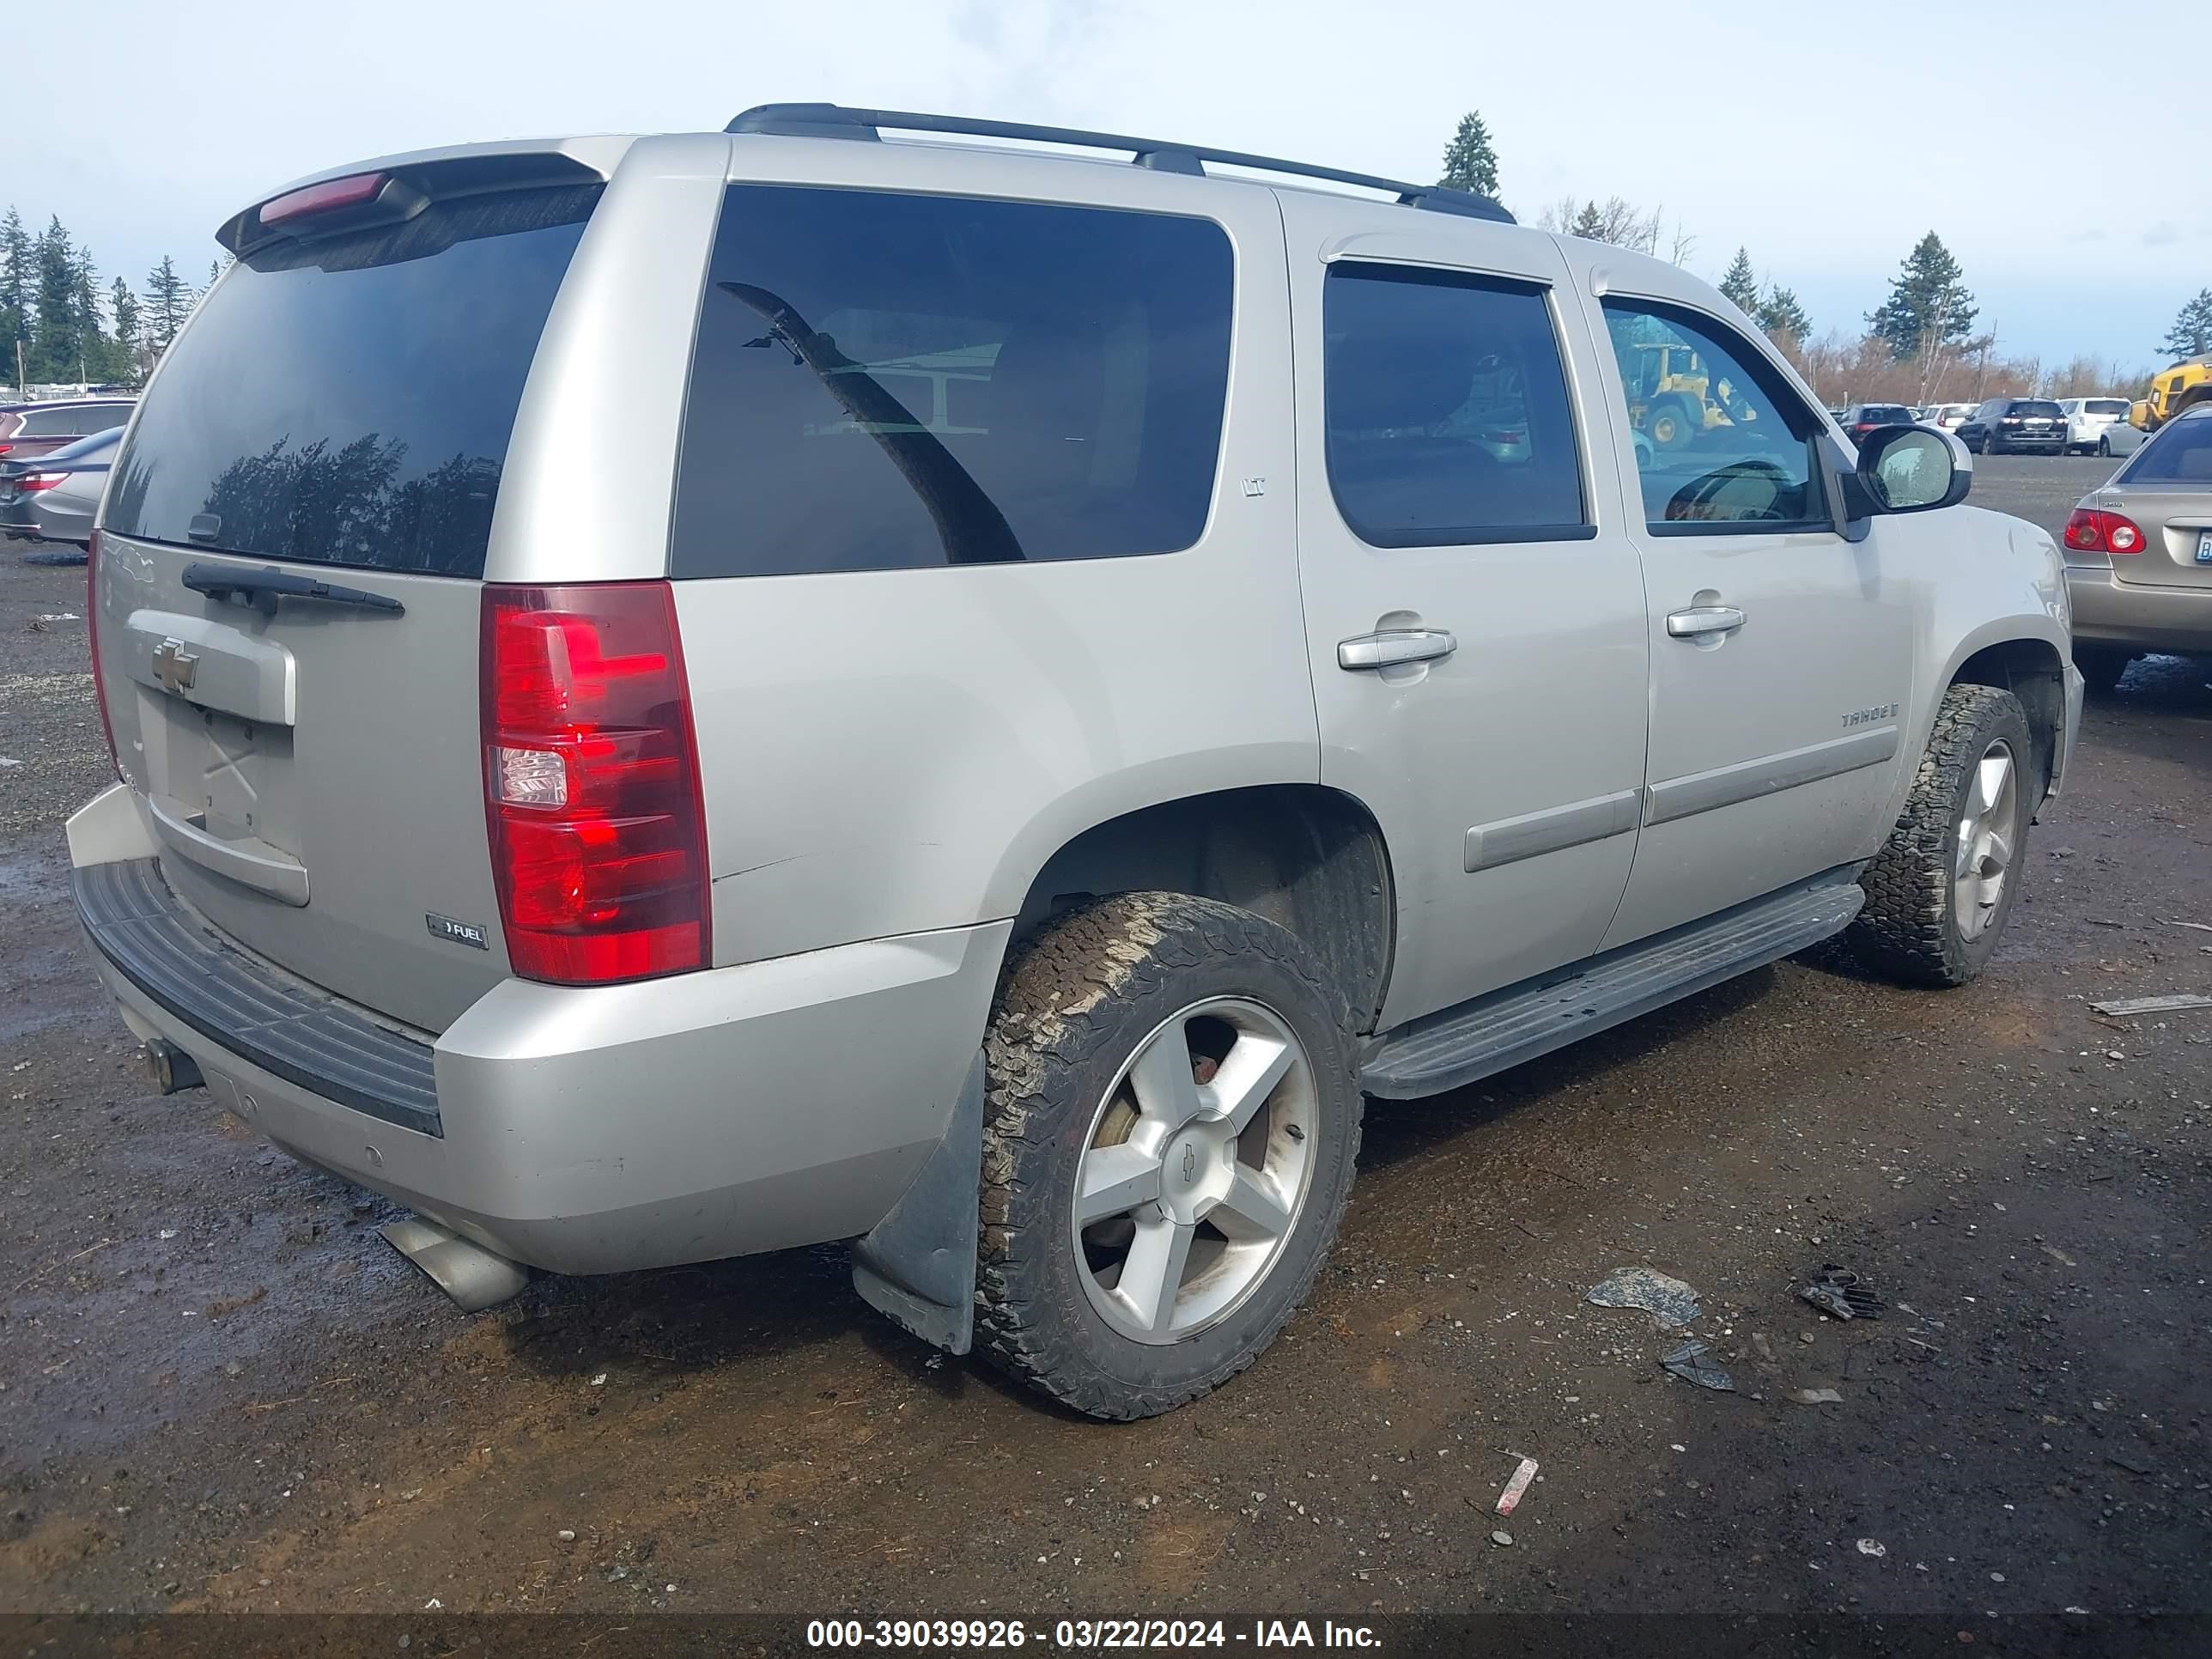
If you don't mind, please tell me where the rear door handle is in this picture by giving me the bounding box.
[1665,605,1747,640]
[1338,629,1457,671]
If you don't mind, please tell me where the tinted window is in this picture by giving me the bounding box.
[1860,405,1912,423]
[1323,266,1586,546]
[2007,401,2063,418]
[1601,300,1827,532]
[670,186,1233,577]
[2086,399,2128,416]
[106,185,599,575]
[21,405,103,436]
[2120,418,2212,483]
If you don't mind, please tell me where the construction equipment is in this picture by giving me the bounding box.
[2130,353,2212,433]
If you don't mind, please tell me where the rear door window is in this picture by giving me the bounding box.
[105,185,599,576]
[1322,264,1588,545]
[670,185,1234,577]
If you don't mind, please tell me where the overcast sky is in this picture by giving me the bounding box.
[17,0,2206,372]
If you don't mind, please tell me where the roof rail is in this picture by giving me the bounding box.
[725,103,1515,224]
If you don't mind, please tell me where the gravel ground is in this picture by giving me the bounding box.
[1,459,2207,1639]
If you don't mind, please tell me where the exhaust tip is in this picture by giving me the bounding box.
[380,1217,531,1312]
[143,1040,203,1095]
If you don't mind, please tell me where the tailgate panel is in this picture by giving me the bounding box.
[96,539,505,1031]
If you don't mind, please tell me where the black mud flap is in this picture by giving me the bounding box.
[849,1051,983,1356]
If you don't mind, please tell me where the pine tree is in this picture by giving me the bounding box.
[143,256,191,356]
[109,277,141,382]
[1867,232,1977,363]
[2159,289,2212,361]
[0,208,31,386]
[1717,247,1760,313]
[1756,285,1811,344]
[28,216,79,382]
[1437,111,1501,199]
[1570,203,1607,240]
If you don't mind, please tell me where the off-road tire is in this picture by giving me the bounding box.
[974,893,1362,1419]
[1849,684,2033,988]
[2073,644,2133,696]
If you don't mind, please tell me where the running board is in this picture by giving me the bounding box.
[1359,872,1866,1100]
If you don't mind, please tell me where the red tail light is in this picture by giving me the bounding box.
[2064,507,2145,554]
[481,582,711,985]
[86,532,119,779]
[20,472,68,492]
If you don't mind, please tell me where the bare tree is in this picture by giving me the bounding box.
[1540,195,1663,254]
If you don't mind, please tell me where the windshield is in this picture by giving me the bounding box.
[106,184,599,576]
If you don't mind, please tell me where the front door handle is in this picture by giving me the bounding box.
[1665,605,1747,640]
[1338,629,1458,671]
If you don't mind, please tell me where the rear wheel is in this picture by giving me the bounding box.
[975,893,1362,1419]
[1850,684,2033,988]
[1978,431,1997,456]
[1646,398,1697,452]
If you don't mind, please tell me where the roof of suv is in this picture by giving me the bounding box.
[219,105,1513,251]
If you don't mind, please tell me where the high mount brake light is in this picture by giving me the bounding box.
[480,583,711,985]
[258,172,387,228]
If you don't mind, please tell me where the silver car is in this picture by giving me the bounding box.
[2064,404,2212,687]
[68,105,2078,1419]
[0,428,119,549]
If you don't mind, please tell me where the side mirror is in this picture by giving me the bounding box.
[1846,424,1972,518]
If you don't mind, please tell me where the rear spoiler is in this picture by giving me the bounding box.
[216,137,632,258]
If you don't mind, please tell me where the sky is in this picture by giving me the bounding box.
[13,0,2207,374]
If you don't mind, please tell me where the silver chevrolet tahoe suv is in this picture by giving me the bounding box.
[70,105,2082,1419]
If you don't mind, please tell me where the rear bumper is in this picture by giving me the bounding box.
[2067,567,2212,655]
[67,784,1009,1276]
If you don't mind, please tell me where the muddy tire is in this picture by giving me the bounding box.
[1647,398,1697,452]
[1849,684,2033,988]
[2073,644,2132,696]
[975,892,1362,1420]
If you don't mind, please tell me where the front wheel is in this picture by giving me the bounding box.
[975,893,1363,1419]
[2098,436,2112,458]
[1850,684,2033,988]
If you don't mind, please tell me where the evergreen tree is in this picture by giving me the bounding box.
[1437,111,1501,199]
[1867,231,1977,362]
[109,276,141,382]
[1717,247,1760,313]
[0,208,31,386]
[29,216,79,381]
[143,256,191,356]
[1755,285,1811,343]
[1570,202,1607,240]
[2159,289,2212,361]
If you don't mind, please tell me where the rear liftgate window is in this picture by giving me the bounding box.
[671,185,1235,576]
[105,185,599,577]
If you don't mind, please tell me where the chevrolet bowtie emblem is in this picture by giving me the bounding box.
[153,636,199,696]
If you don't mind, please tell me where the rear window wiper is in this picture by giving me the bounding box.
[181,562,405,617]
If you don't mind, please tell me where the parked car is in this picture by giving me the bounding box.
[1838,403,1917,444]
[2094,419,2148,459]
[0,398,134,463]
[1922,402,1976,432]
[1956,398,2067,454]
[0,428,118,549]
[2063,404,2212,690]
[2056,397,2130,455]
[67,105,2080,1420]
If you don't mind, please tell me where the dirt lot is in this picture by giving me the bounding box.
[2,458,2207,1641]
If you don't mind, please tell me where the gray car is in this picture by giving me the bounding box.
[67,105,2080,1419]
[2063,404,2212,687]
[0,428,119,549]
